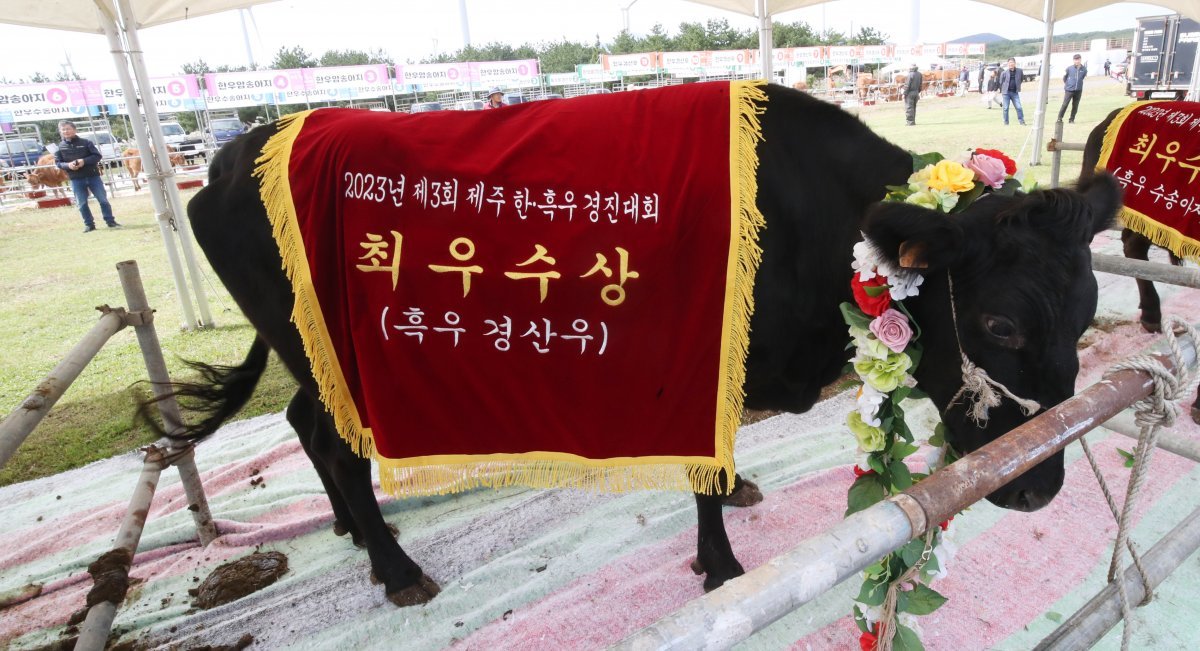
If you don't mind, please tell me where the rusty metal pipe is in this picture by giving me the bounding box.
[0,310,126,469]
[75,446,168,651]
[901,362,1163,534]
[117,260,217,545]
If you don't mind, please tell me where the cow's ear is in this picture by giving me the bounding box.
[1075,171,1122,236]
[862,201,964,271]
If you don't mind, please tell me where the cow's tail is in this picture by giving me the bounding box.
[137,336,271,443]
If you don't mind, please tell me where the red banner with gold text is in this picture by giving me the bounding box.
[254,81,767,496]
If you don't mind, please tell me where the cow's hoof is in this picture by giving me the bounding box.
[333,521,350,537]
[349,523,398,548]
[1140,319,1162,334]
[690,555,744,591]
[1191,405,1200,425]
[387,574,441,607]
[723,478,763,507]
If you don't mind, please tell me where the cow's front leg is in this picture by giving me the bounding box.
[1122,229,1163,332]
[692,476,744,591]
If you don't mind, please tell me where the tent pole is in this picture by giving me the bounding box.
[117,0,214,328]
[93,0,197,331]
[757,0,773,82]
[1030,0,1055,166]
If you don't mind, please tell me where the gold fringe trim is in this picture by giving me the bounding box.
[254,110,376,460]
[1096,100,1200,263]
[252,82,770,497]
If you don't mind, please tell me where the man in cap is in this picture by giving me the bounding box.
[1057,54,1088,124]
[486,87,507,109]
[903,64,923,126]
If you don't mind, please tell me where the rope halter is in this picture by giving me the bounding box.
[943,271,1042,424]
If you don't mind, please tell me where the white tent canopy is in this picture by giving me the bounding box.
[0,0,281,329]
[4,0,262,33]
[687,0,1200,165]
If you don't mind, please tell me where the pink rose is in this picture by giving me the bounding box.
[869,308,913,353]
[967,153,1007,189]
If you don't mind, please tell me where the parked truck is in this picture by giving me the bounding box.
[1129,14,1200,100]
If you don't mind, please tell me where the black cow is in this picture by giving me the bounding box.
[1082,107,1200,422]
[147,84,1120,606]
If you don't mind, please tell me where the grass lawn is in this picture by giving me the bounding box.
[0,80,1134,486]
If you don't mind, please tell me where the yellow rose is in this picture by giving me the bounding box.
[926,160,975,194]
[847,411,887,452]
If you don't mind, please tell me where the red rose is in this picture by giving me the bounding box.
[940,516,955,531]
[851,275,892,317]
[859,630,878,651]
[853,466,876,478]
[973,148,1016,176]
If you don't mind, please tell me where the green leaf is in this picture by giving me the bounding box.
[1046,611,1063,623]
[892,441,920,460]
[893,413,914,444]
[906,341,923,369]
[920,551,940,579]
[864,560,888,580]
[911,151,944,169]
[868,454,888,475]
[1117,447,1136,468]
[893,623,926,651]
[856,578,889,607]
[885,184,911,194]
[993,176,1024,196]
[853,605,870,633]
[949,181,986,214]
[928,423,946,448]
[891,386,912,403]
[897,538,925,566]
[890,460,913,490]
[846,473,888,516]
[897,583,948,615]
[840,302,873,330]
[907,386,928,400]
[863,283,891,297]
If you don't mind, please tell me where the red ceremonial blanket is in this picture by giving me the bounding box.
[1097,100,1200,261]
[254,81,767,496]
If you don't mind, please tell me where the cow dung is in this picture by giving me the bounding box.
[189,552,288,609]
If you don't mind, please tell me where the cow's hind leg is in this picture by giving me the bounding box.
[307,407,440,605]
[1122,229,1163,332]
[286,390,371,542]
[692,470,745,591]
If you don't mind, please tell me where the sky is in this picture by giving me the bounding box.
[0,0,1180,82]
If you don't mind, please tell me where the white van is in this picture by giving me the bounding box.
[76,130,124,161]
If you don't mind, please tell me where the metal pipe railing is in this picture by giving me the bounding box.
[1093,253,1200,290]
[616,340,1195,650]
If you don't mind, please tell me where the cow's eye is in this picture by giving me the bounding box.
[981,314,1024,347]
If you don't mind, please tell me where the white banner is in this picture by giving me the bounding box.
[578,64,619,83]
[602,53,660,76]
[0,81,100,122]
[545,72,582,87]
[98,75,203,115]
[475,59,541,88]
[661,51,709,72]
[303,64,391,101]
[396,63,472,91]
[203,69,307,108]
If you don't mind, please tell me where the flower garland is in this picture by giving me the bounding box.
[844,148,1027,651]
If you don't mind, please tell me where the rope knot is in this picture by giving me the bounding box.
[949,353,1041,424]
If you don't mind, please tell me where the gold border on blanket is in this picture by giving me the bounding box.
[254,80,768,497]
[1097,100,1200,263]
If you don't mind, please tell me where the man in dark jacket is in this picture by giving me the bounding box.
[1057,54,1088,123]
[904,64,922,126]
[54,120,119,232]
[998,58,1026,126]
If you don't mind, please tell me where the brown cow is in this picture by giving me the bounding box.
[25,153,69,199]
[123,146,186,191]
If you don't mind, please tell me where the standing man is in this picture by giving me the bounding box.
[54,121,118,232]
[904,64,923,126]
[1104,58,1111,77]
[485,87,507,109]
[998,58,1026,126]
[1057,54,1088,124]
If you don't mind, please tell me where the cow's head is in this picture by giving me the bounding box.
[861,173,1121,511]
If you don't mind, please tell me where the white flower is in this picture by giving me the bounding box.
[887,269,924,300]
[857,384,886,427]
[852,239,882,281]
[855,601,883,626]
[934,188,960,213]
[898,612,923,635]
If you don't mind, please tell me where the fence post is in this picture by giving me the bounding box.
[116,260,217,546]
[74,445,169,651]
[0,310,126,469]
[1049,118,1064,188]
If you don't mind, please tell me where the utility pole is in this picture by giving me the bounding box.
[622,0,640,32]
